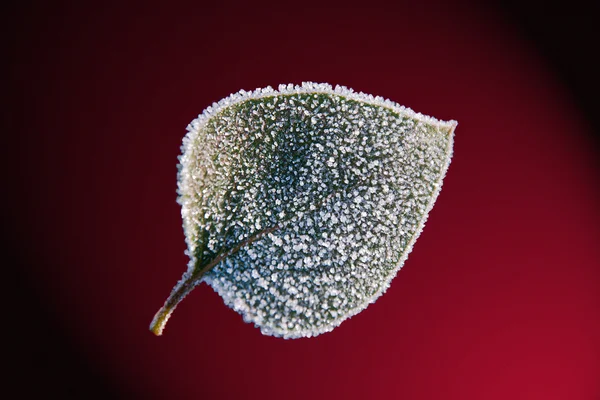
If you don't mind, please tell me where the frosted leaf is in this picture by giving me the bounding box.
[149,82,457,339]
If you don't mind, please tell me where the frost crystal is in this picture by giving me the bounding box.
[158,82,456,339]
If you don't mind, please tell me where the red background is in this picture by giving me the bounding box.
[7,1,599,399]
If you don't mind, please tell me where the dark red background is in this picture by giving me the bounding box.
[6,1,599,399]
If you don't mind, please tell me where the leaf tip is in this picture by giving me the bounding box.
[445,120,458,136]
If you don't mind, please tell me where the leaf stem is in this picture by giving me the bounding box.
[149,277,197,336]
[149,225,280,336]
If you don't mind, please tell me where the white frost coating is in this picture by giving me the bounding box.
[177,82,456,339]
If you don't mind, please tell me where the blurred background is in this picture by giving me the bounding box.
[5,0,599,399]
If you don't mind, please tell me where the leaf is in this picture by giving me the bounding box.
[150,82,457,338]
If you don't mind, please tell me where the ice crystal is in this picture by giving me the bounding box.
[150,82,457,339]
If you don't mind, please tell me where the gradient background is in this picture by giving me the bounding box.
[6,0,599,399]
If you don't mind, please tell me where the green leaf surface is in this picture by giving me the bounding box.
[150,82,456,338]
